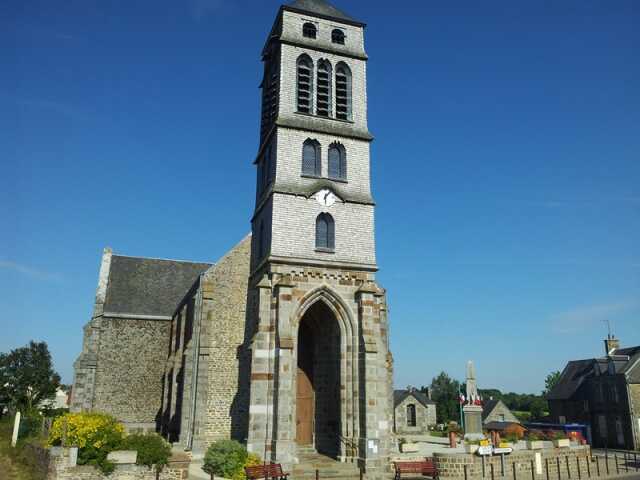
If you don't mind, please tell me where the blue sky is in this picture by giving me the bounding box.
[1,0,638,394]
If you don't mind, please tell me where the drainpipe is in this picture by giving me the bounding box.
[625,378,638,450]
[186,275,205,451]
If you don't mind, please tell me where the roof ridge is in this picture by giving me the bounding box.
[111,253,213,265]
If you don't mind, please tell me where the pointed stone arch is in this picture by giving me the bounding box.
[290,285,359,460]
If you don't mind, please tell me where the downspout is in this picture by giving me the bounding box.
[186,274,205,451]
[624,375,638,450]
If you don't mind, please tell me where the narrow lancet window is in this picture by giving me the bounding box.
[315,213,335,250]
[328,143,346,180]
[316,60,332,117]
[297,55,313,114]
[335,62,352,121]
[302,139,321,176]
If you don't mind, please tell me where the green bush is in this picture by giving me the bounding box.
[120,433,172,472]
[18,413,43,439]
[48,412,125,475]
[203,440,249,479]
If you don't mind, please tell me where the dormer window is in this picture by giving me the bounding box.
[332,29,345,45]
[303,22,317,39]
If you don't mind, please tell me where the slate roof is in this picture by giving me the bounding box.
[285,0,364,26]
[103,255,212,317]
[546,359,595,401]
[481,399,499,421]
[393,389,435,409]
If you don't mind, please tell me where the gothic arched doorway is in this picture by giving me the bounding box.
[296,300,341,457]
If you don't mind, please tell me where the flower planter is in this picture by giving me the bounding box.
[554,439,570,448]
[527,441,544,450]
[401,442,419,453]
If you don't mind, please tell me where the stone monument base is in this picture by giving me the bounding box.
[463,404,484,439]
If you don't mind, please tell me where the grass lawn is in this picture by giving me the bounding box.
[0,417,44,480]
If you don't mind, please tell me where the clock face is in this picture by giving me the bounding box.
[315,188,337,207]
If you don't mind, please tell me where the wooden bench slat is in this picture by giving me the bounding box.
[245,463,289,480]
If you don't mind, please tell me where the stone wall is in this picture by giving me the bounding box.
[394,396,433,435]
[45,447,189,480]
[246,263,393,480]
[161,235,252,453]
[434,446,592,480]
[91,316,171,429]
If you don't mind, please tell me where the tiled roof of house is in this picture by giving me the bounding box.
[393,389,435,409]
[285,0,363,26]
[548,344,640,399]
[546,359,595,400]
[103,255,212,317]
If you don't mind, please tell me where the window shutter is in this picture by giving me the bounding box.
[328,146,340,179]
[316,215,328,249]
[302,142,317,176]
[297,56,313,113]
[316,61,331,117]
[336,64,352,121]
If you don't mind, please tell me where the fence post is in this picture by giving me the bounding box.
[531,460,535,480]
[576,457,581,480]
[491,462,495,480]
[605,455,609,476]
[615,454,619,475]
[566,456,571,479]
[513,462,517,480]
[546,459,550,480]
[636,453,639,472]
[465,464,468,480]
[596,456,600,477]
[316,469,319,480]
[557,458,561,480]
[586,456,590,478]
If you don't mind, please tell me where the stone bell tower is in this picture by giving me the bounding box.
[246,0,393,477]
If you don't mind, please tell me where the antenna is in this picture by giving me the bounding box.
[602,319,612,338]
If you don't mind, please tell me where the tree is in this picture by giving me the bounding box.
[0,341,61,412]
[544,371,562,396]
[430,371,461,424]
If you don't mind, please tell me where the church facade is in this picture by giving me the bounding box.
[71,0,393,476]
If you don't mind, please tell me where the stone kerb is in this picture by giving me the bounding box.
[45,446,189,480]
[433,446,596,480]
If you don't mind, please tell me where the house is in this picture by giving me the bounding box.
[547,335,640,450]
[393,389,437,435]
[482,399,520,424]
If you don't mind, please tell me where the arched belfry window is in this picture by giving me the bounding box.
[328,143,346,180]
[315,213,335,250]
[303,22,317,39]
[335,62,352,121]
[297,55,313,114]
[302,139,321,176]
[332,29,345,45]
[407,404,417,427]
[316,60,332,117]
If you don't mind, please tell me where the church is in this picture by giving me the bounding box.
[70,0,393,477]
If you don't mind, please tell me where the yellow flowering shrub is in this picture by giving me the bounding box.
[48,412,125,473]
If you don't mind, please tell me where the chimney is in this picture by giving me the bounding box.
[604,335,620,356]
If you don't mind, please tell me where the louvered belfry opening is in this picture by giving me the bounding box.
[297,56,313,114]
[335,63,351,120]
[316,60,332,117]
